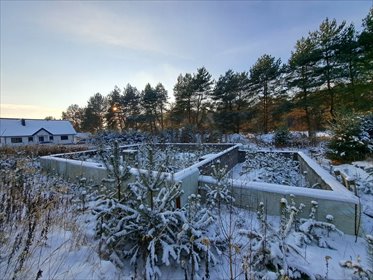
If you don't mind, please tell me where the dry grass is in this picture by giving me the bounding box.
[0,144,88,157]
[0,154,101,279]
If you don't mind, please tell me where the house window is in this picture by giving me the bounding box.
[49,136,54,141]
[39,136,44,142]
[28,137,33,142]
[61,135,69,141]
[11,137,23,143]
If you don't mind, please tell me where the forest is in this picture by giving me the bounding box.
[61,9,373,137]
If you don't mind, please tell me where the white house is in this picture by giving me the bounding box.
[0,118,77,147]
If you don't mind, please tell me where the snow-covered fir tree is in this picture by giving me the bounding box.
[94,145,184,279]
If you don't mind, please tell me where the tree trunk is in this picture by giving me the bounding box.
[263,83,268,134]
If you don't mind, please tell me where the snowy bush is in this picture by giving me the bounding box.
[297,201,343,250]
[359,173,373,194]
[328,112,373,162]
[238,200,314,279]
[339,257,373,280]
[176,194,222,279]
[202,161,235,212]
[240,152,309,187]
[94,145,186,279]
[95,181,183,279]
[274,127,292,147]
[98,140,131,200]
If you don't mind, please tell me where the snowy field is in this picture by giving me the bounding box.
[1,142,372,280]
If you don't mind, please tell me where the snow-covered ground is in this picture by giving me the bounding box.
[1,141,372,279]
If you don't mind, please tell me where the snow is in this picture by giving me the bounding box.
[200,175,359,203]
[0,118,76,136]
[2,140,373,279]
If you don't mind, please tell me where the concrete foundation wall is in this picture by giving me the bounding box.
[40,145,360,235]
[297,153,330,190]
[175,168,200,206]
[199,145,240,175]
[40,156,109,185]
[199,173,359,236]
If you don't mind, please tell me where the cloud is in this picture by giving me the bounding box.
[0,104,63,119]
[39,3,182,58]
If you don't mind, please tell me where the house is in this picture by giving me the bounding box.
[0,118,77,146]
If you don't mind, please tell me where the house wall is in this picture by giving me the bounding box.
[0,134,75,146]
[53,134,75,145]
[0,136,29,146]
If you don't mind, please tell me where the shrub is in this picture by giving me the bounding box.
[274,127,291,147]
[327,113,372,162]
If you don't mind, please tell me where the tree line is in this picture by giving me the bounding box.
[62,10,373,136]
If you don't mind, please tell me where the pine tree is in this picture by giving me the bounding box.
[61,104,84,131]
[174,73,194,126]
[192,67,213,130]
[142,84,159,133]
[81,93,107,133]
[310,18,346,120]
[154,83,168,131]
[288,36,321,138]
[212,70,251,133]
[359,8,373,81]
[95,145,184,279]
[249,54,282,134]
[122,83,141,130]
[106,86,124,131]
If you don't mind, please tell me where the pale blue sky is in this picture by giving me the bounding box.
[0,0,371,119]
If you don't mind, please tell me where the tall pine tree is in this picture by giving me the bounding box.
[249,54,282,133]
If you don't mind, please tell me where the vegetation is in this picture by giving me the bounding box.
[327,112,373,162]
[62,9,372,138]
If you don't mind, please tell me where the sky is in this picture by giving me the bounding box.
[0,1,371,119]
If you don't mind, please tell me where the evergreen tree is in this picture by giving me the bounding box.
[81,93,107,133]
[177,194,219,280]
[192,67,213,130]
[106,86,123,131]
[95,145,183,279]
[212,70,250,133]
[61,104,84,131]
[141,84,159,133]
[154,83,168,131]
[310,18,346,120]
[173,68,213,130]
[174,73,194,126]
[359,8,373,81]
[249,54,282,133]
[122,84,141,130]
[288,36,321,138]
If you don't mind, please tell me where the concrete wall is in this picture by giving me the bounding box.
[199,173,359,235]
[40,156,109,185]
[199,145,240,175]
[175,168,200,206]
[40,145,361,235]
[40,144,240,206]
[297,153,330,190]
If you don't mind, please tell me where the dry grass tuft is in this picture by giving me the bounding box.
[0,144,88,157]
